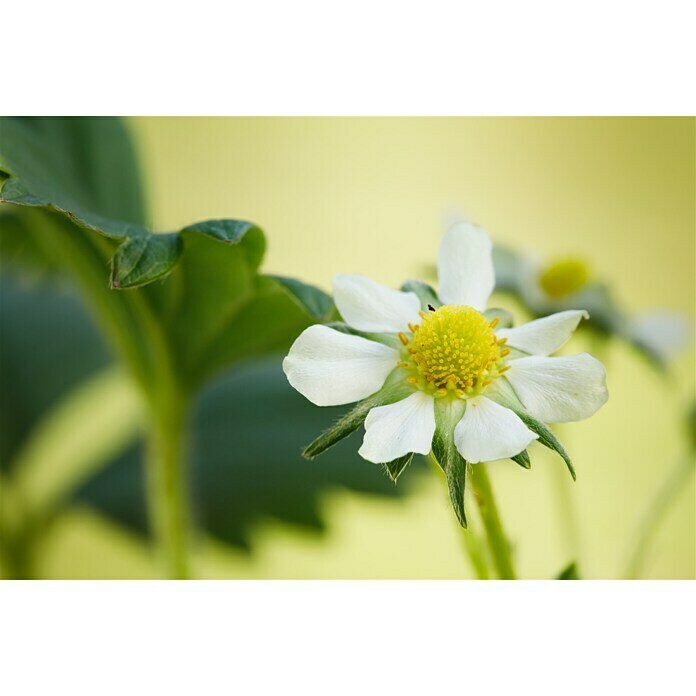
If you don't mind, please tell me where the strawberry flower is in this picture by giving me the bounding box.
[283,223,608,525]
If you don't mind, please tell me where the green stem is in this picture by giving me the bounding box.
[625,454,694,579]
[470,464,516,579]
[146,390,192,579]
[461,528,490,579]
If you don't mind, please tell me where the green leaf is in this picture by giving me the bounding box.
[384,453,414,482]
[0,117,266,290]
[181,219,266,269]
[401,279,441,310]
[76,358,422,549]
[511,449,531,469]
[556,562,580,580]
[512,408,576,480]
[268,275,335,321]
[0,273,422,555]
[111,231,183,289]
[0,270,112,473]
[484,307,514,329]
[0,116,146,225]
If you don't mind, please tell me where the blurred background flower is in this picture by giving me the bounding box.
[1,117,693,578]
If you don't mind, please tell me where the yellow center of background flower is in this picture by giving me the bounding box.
[538,258,590,299]
[405,305,504,393]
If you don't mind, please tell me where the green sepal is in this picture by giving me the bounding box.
[512,409,576,480]
[484,307,514,329]
[303,397,376,459]
[511,449,531,469]
[268,275,335,321]
[303,374,412,460]
[432,432,468,528]
[384,453,414,483]
[401,279,441,311]
[556,562,580,580]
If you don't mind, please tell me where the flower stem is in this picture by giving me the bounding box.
[625,454,694,579]
[146,392,191,579]
[470,464,516,579]
[461,527,490,579]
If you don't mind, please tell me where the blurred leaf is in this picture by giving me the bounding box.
[556,562,580,580]
[0,270,112,473]
[0,117,264,290]
[268,275,335,321]
[400,279,441,311]
[76,358,421,548]
[492,246,525,293]
[0,117,146,226]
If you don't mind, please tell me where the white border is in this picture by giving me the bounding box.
[3,1,695,114]
[1,581,693,695]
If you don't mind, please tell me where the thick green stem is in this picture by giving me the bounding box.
[470,465,516,580]
[146,392,192,579]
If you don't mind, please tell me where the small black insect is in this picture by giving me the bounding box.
[427,304,436,312]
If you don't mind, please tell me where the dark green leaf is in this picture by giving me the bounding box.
[0,117,267,289]
[556,562,580,580]
[181,219,265,269]
[0,273,424,553]
[0,271,111,473]
[111,231,183,289]
[384,453,414,482]
[76,358,423,549]
[0,116,146,225]
[268,275,335,321]
[400,279,441,310]
[512,409,576,480]
[511,449,531,469]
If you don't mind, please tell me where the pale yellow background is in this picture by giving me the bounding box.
[40,118,695,579]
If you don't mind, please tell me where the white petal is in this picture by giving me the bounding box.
[437,222,495,311]
[504,354,608,423]
[454,396,538,464]
[626,311,691,361]
[497,310,588,356]
[358,392,436,463]
[283,325,398,406]
[333,274,422,333]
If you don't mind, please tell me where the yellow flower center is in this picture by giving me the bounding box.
[538,258,590,299]
[398,305,509,398]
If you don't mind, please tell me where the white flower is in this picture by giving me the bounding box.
[283,223,608,467]
[494,246,690,368]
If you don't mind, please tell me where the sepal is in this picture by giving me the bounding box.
[511,449,531,469]
[512,409,576,480]
[384,453,415,482]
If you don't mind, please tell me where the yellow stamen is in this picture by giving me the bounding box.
[489,317,500,329]
[398,332,409,345]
